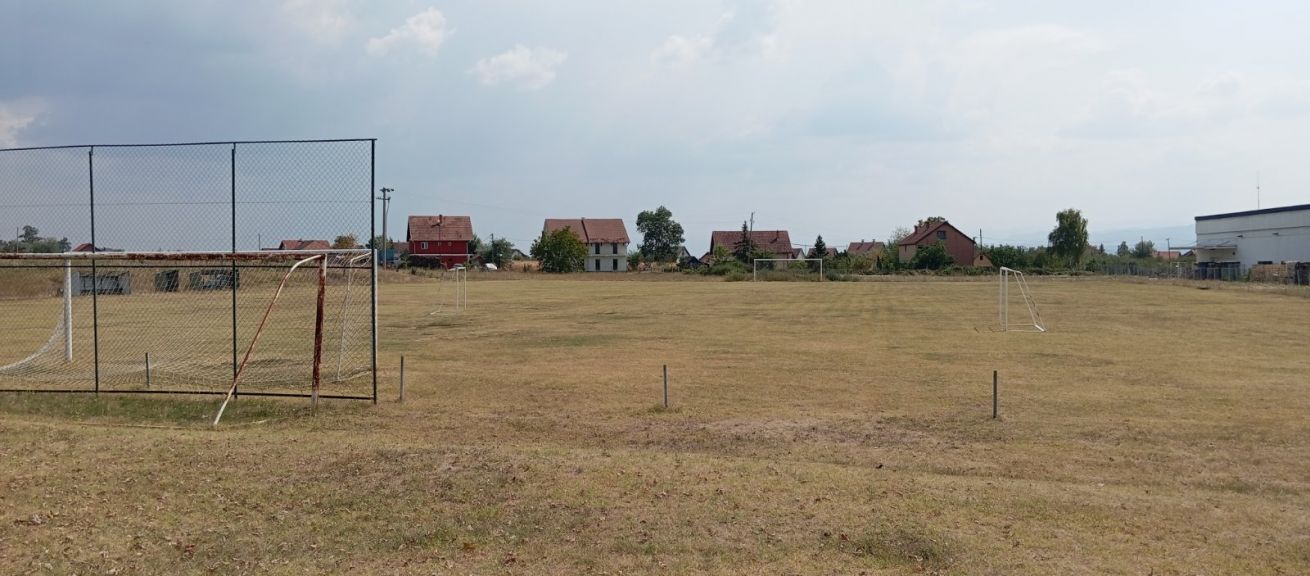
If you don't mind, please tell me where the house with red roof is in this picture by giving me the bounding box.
[846,240,885,258]
[543,218,630,272]
[708,230,794,261]
[276,239,331,251]
[407,215,474,268]
[897,219,991,267]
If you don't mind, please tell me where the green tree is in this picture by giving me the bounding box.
[636,206,685,263]
[1048,208,1089,269]
[467,234,484,258]
[711,245,731,263]
[985,245,1030,269]
[733,221,755,263]
[809,235,828,259]
[1116,241,1130,257]
[480,236,514,268]
[1132,239,1156,259]
[332,234,358,249]
[366,236,394,250]
[20,225,40,243]
[911,242,953,270]
[530,227,587,273]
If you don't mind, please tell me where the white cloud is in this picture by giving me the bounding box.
[283,0,353,41]
[366,8,450,57]
[651,35,715,67]
[470,45,568,90]
[0,99,44,148]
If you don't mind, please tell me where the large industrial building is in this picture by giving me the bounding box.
[1190,203,1310,270]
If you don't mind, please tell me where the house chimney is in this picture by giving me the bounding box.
[437,214,443,225]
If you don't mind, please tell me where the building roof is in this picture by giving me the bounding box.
[408,215,474,243]
[1196,203,1310,222]
[898,220,974,247]
[543,218,630,243]
[709,230,794,257]
[277,239,331,251]
[847,240,885,255]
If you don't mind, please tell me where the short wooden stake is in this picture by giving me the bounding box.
[145,353,151,388]
[992,370,998,419]
[399,356,406,403]
[663,364,669,409]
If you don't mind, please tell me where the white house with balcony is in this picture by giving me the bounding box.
[1186,204,1310,269]
[543,218,630,272]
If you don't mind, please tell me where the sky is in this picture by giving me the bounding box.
[3,1,1309,253]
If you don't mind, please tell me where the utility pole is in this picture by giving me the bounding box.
[376,187,393,268]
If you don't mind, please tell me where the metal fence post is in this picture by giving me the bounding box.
[89,146,99,394]
[231,144,239,398]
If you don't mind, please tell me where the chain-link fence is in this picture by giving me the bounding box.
[1101,261,1310,285]
[0,140,377,402]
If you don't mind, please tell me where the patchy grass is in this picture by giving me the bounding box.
[2,276,1310,574]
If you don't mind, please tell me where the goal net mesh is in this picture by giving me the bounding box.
[0,252,373,396]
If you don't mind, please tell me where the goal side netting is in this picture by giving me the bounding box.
[998,266,1045,332]
[0,250,375,396]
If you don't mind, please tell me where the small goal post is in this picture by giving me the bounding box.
[753,258,824,282]
[998,266,1045,332]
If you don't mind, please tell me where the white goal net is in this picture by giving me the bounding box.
[999,266,1045,332]
[0,250,375,397]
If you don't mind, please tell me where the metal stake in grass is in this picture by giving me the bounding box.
[145,353,151,389]
[399,355,405,403]
[992,370,998,419]
[663,364,669,409]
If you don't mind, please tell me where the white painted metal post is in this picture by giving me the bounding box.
[64,260,73,362]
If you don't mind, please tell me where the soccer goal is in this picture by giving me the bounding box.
[429,266,468,314]
[998,266,1045,332]
[753,258,824,281]
[0,250,377,402]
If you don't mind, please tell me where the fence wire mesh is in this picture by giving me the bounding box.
[0,140,376,401]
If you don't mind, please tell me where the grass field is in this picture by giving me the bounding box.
[2,275,1309,574]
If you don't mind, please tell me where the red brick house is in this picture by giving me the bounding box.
[709,230,794,260]
[897,220,991,267]
[407,215,474,268]
[276,239,332,251]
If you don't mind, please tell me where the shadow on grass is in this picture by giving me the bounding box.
[0,392,362,427]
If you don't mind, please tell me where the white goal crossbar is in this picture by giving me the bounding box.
[752,258,824,281]
[999,267,1045,332]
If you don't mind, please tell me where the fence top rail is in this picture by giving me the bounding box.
[0,249,372,261]
[0,138,377,152]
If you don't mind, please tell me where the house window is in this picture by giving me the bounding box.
[594,259,601,271]
[612,258,618,271]
[612,243,618,254]
[935,230,946,241]
[421,242,428,250]
[594,244,600,255]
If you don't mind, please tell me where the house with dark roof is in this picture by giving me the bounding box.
[408,215,475,268]
[543,218,630,272]
[276,239,332,251]
[709,230,794,261]
[897,220,991,267]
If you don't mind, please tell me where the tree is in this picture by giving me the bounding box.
[911,242,953,270]
[332,234,359,249]
[636,206,685,263]
[20,225,40,243]
[1048,208,1089,269]
[480,236,514,268]
[985,245,1030,270]
[733,221,755,263]
[1116,241,1130,257]
[468,234,484,258]
[809,235,828,259]
[1132,239,1156,259]
[711,245,731,264]
[530,227,587,273]
[366,236,394,250]
[922,216,947,226]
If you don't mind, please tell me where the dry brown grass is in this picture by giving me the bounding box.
[2,275,1310,574]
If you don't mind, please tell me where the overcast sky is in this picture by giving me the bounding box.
[3,1,1309,252]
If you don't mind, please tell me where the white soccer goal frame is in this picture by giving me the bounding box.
[429,266,468,314]
[752,258,824,282]
[999,266,1045,332]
